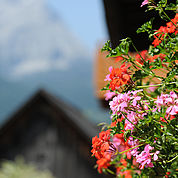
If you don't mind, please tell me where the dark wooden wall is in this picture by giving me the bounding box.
[0,100,111,178]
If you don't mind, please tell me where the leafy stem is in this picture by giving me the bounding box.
[162,9,177,27]
[118,143,145,155]
[136,81,177,88]
[167,154,178,163]
[121,111,140,130]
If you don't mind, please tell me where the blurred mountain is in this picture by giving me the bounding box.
[0,0,89,78]
[0,0,109,125]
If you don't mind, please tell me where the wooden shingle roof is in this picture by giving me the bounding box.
[0,89,98,142]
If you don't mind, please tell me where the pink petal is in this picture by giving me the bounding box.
[141,0,149,7]
[109,66,113,73]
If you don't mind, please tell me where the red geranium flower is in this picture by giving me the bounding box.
[109,64,131,90]
[97,153,111,173]
[152,14,178,47]
[91,130,112,173]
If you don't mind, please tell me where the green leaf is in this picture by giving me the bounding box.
[136,18,154,34]
[101,40,112,52]
[158,0,167,8]
[165,3,177,11]
[103,37,131,58]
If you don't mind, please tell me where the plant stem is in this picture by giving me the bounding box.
[130,42,165,80]
[167,155,178,163]
[121,112,140,130]
[118,143,145,154]
[162,9,177,27]
[106,168,116,175]
[137,82,177,88]
[132,42,146,63]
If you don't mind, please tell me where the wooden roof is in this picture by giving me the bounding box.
[0,89,98,143]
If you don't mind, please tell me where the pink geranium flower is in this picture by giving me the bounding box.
[136,144,154,169]
[104,90,116,101]
[155,91,178,116]
[141,0,149,7]
[153,151,160,161]
[104,66,113,81]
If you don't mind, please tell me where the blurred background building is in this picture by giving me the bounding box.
[0,90,111,178]
[0,0,110,125]
[0,0,110,177]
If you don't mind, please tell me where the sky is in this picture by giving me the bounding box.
[47,0,108,53]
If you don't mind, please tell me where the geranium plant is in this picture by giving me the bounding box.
[91,0,177,177]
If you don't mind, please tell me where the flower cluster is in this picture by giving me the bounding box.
[92,0,177,177]
[92,91,177,176]
[134,144,159,169]
[152,14,178,47]
[110,92,177,170]
[109,90,149,131]
[91,130,111,173]
[134,50,166,67]
[135,50,148,66]
[105,64,131,91]
[155,91,178,116]
[104,90,116,101]
[91,128,135,175]
[113,133,132,159]
[126,137,160,170]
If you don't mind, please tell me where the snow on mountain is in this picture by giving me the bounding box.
[0,0,90,78]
